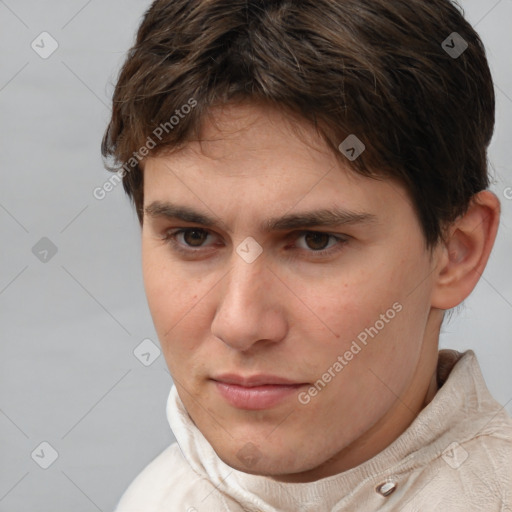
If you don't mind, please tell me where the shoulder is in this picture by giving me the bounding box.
[113,442,212,512]
[409,418,512,510]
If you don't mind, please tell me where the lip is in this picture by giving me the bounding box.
[212,373,305,387]
[211,374,308,410]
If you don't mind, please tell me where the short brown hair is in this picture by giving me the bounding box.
[101,0,495,249]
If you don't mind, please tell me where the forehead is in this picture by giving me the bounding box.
[142,102,413,230]
[161,102,335,174]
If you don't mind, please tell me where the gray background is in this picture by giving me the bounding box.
[0,1,511,511]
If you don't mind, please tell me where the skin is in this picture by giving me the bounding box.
[140,102,500,483]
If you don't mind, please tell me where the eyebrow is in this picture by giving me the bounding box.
[143,201,378,232]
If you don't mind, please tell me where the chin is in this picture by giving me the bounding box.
[211,436,313,477]
[222,451,299,476]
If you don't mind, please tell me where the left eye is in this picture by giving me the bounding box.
[295,231,339,251]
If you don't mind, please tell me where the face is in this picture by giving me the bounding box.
[141,102,443,482]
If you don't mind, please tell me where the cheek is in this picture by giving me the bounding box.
[142,246,202,337]
[143,264,208,376]
[310,269,399,340]
[303,256,427,372]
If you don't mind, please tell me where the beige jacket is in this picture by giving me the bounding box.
[114,350,512,511]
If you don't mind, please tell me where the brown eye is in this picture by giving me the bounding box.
[291,231,348,259]
[304,232,331,251]
[182,229,209,247]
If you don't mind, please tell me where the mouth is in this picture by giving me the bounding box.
[210,374,309,410]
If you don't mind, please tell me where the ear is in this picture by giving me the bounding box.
[431,190,501,310]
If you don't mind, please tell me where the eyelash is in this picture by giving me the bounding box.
[161,228,349,259]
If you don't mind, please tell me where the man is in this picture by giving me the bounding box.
[102,0,512,509]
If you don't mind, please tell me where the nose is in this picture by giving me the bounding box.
[210,250,288,352]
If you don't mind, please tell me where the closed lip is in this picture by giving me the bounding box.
[211,373,307,387]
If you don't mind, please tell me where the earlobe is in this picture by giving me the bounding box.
[431,190,501,310]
